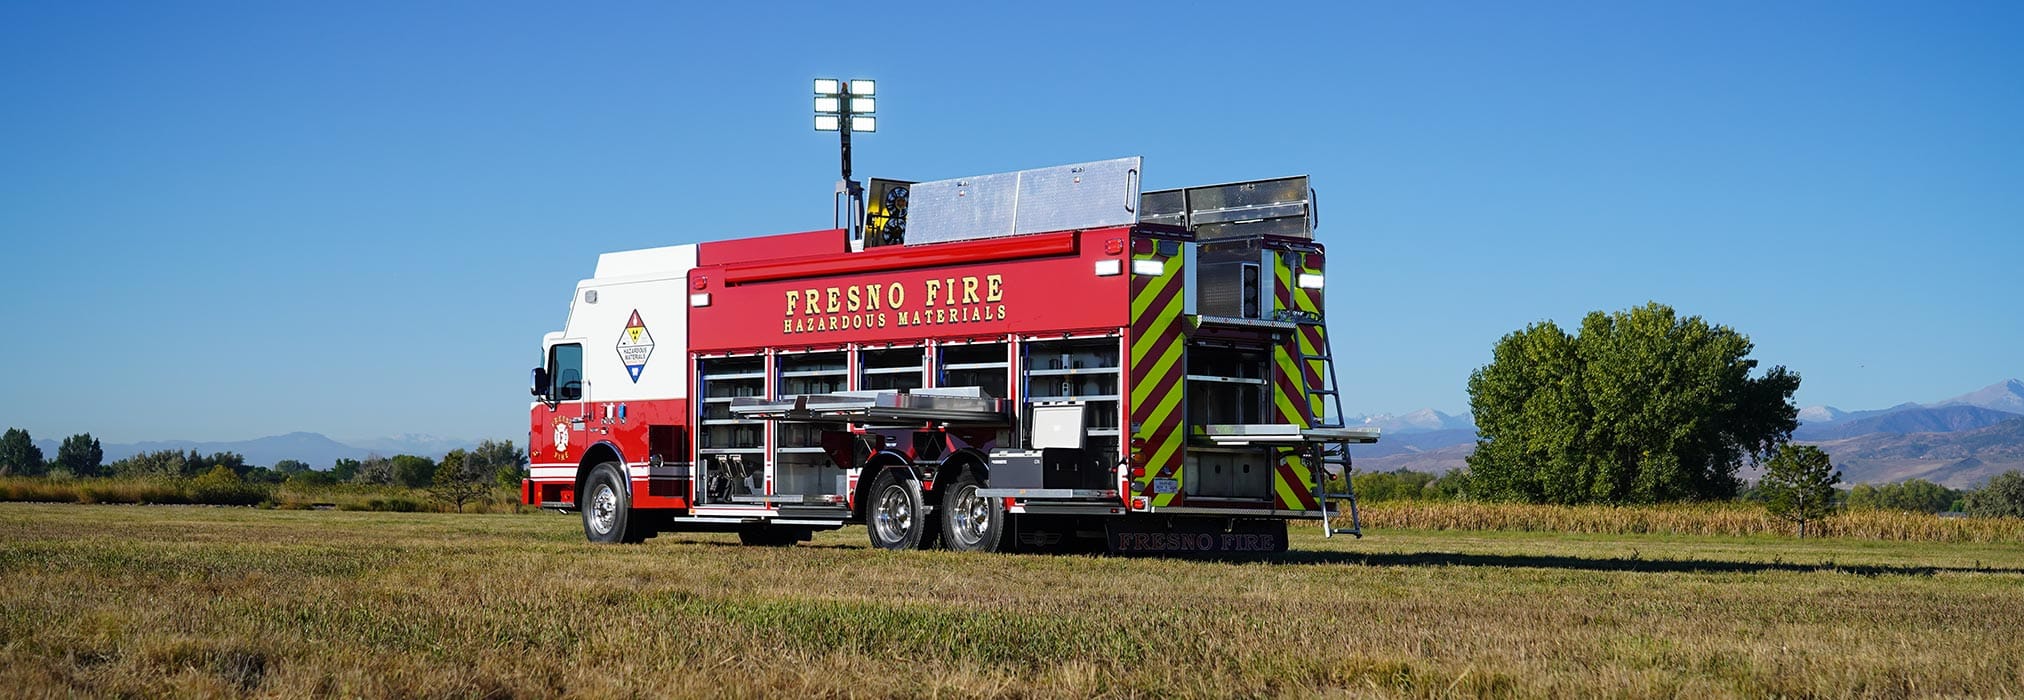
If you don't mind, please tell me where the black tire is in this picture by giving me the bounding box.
[865,469,931,550]
[939,469,1006,553]
[738,525,811,547]
[581,462,647,544]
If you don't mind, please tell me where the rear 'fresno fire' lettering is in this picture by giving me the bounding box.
[1110,532,1279,552]
[782,275,1004,335]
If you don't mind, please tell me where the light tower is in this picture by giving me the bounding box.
[813,78,876,241]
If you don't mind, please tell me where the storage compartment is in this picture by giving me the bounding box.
[1186,345,1270,426]
[1023,337,1121,451]
[987,448,1112,491]
[697,356,766,504]
[861,347,924,391]
[1185,449,1274,499]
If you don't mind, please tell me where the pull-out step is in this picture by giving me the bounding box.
[729,494,846,505]
[974,488,1118,500]
[1198,423,1379,445]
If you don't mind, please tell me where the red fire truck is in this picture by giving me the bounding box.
[524,157,1377,553]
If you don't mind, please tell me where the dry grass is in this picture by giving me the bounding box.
[0,503,2020,698]
[1357,500,2024,543]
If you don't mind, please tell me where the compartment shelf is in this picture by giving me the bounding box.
[781,369,849,378]
[1027,367,1121,377]
[942,361,1010,371]
[706,372,767,381]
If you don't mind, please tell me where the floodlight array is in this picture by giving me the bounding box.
[812,77,876,132]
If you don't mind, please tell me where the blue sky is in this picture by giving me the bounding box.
[2,1,2019,444]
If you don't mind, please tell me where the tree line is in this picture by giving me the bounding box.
[0,427,526,512]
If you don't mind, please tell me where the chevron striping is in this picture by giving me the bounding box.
[1131,341,1183,406]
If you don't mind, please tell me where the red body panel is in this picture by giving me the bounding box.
[698,228,848,266]
[690,227,1131,352]
[527,398,689,509]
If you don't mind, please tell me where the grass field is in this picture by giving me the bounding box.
[2,504,2020,698]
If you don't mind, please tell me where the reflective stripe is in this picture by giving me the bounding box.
[1128,243,1187,507]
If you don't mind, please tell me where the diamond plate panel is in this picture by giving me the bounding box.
[1138,175,1314,239]
[907,172,1018,244]
[905,157,1143,245]
[1012,157,1141,236]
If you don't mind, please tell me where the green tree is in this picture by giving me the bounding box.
[1964,470,2024,519]
[55,434,105,478]
[1760,445,1841,537]
[1,428,47,477]
[429,449,487,512]
[330,458,361,482]
[273,459,311,475]
[467,439,528,487]
[1466,303,1800,504]
[391,455,437,488]
[1847,478,1958,513]
[187,451,249,479]
[1350,470,1438,502]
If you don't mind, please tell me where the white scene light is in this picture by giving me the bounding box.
[814,96,841,113]
[849,79,875,96]
[1132,259,1165,276]
[1297,273,1324,289]
[1094,259,1122,276]
[851,115,876,132]
[813,79,840,95]
[850,97,875,113]
[815,115,840,131]
[689,293,712,307]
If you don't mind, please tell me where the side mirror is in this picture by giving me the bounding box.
[530,367,550,397]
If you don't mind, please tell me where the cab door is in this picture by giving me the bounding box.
[529,341,589,501]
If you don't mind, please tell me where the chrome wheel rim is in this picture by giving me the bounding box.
[589,483,618,535]
[949,484,989,547]
[872,484,913,544]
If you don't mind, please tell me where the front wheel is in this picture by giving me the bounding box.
[582,462,648,544]
[940,470,1006,552]
[866,469,931,550]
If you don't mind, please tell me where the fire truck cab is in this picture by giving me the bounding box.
[525,157,1377,553]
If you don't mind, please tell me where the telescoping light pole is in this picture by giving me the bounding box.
[813,78,875,240]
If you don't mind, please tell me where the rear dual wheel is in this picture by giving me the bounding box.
[939,470,1006,553]
[867,468,937,550]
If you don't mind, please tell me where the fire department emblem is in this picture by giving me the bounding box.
[552,417,572,460]
[617,310,654,382]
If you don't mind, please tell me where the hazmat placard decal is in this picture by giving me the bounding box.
[616,310,654,382]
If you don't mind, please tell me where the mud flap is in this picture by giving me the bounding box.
[1104,517,1289,555]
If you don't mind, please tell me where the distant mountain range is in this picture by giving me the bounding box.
[33,432,482,470]
[1792,405,2020,441]
[1347,409,1475,434]
[1348,379,2024,489]
[1806,418,2024,488]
